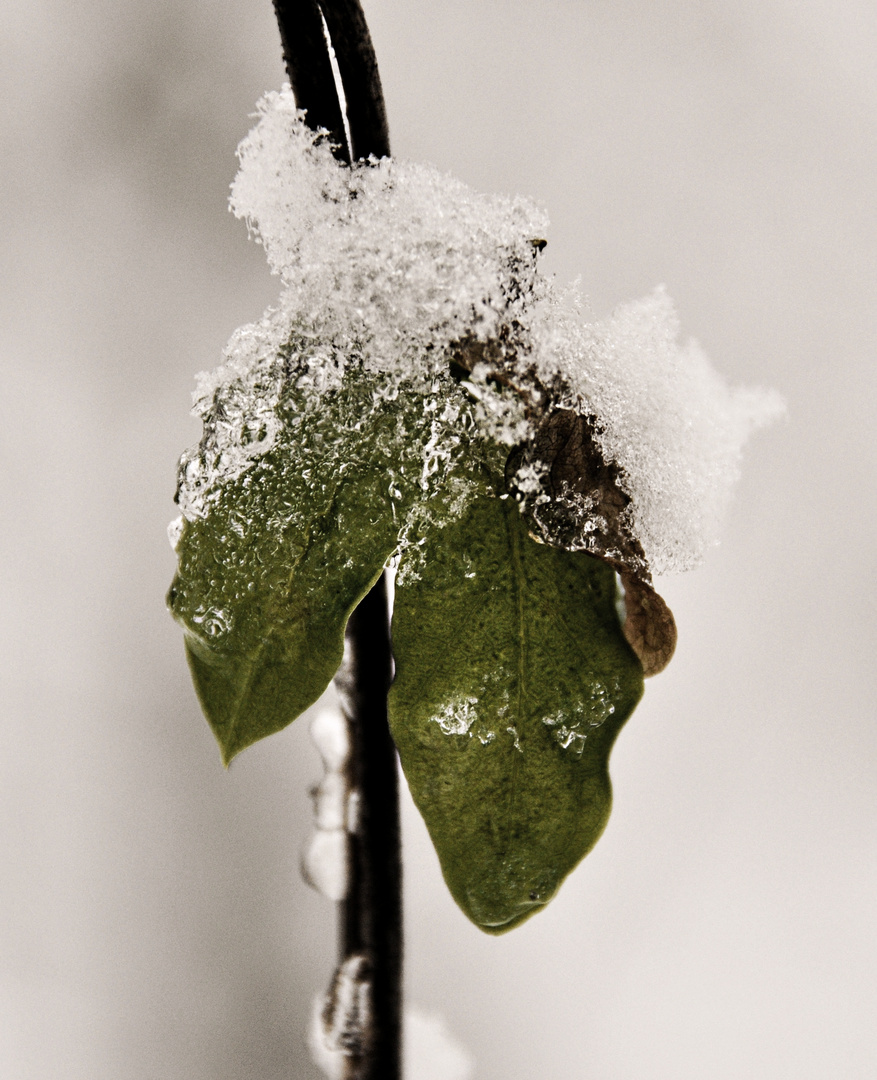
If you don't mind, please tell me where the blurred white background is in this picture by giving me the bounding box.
[1,0,875,1076]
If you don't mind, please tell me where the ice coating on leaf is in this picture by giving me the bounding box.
[176,308,289,519]
[541,678,620,757]
[171,328,504,671]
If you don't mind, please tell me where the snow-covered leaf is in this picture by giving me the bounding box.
[508,407,647,574]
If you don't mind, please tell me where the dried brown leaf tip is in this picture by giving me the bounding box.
[617,572,677,677]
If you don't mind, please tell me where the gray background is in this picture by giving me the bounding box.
[2,0,875,1076]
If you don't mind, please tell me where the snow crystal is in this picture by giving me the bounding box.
[175,84,781,582]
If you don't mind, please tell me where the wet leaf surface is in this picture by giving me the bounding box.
[389,495,644,932]
[170,368,425,763]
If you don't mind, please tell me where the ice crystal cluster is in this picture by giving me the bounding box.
[174,84,781,579]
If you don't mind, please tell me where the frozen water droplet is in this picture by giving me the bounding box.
[301,828,348,902]
[308,996,345,1080]
[310,707,349,772]
[311,771,347,831]
[346,789,361,835]
[555,727,587,756]
[432,696,479,736]
[191,606,232,638]
[308,953,371,1072]
[506,725,523,753]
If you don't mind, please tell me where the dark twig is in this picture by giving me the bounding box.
[270,4,401,1078]
[272,0,349,158]
[318,0,390,160]
[338,578,402,1079]
[272,0,390,162]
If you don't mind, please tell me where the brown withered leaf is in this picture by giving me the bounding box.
[618,572,677,677]
[448,331,546,418]
[507,409,677,678]
[447,341,678,679]
[507,409,648,576]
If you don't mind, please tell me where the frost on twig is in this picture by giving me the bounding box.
[309,953,372,1078]
[309,995,475,1080]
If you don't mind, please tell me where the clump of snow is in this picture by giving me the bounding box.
[230,87,548,366]
[176,84,781,577]
[528,285,783,573]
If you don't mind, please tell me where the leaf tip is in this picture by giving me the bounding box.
[218,742,238,770]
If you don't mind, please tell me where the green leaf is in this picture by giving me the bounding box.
[168,340,501,764]
[169,366,419,763]
[388,495,644,932]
